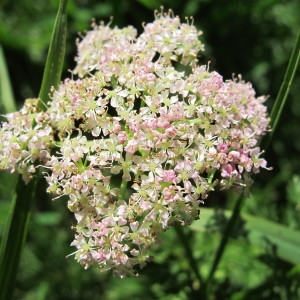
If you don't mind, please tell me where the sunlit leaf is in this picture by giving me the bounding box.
[38,0,68,110]
[191,208,300,265]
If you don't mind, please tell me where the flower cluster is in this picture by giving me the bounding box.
[0,98,54,183]
[0,10,270,276]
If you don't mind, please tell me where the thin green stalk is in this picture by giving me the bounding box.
[0,177,37,300]
[202,194,244,293]
[261,28,300,151]
[120,179,128,200]
[174,223,202,284]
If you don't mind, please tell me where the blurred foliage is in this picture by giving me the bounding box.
[0,0,300,299]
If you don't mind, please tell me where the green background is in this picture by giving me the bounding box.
[0,0,300,299]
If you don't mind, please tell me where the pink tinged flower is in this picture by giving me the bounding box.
[117,131,127,144]
[167,103,185,121]
[162,170,177,182]
[227,150,240,163]
[165,125,177,138]
[157,117,170,129]
[221,164,238,178]
[218,152,227,164]
[139,199,153,211]
[217,143,228,153]
[130,221,139,232]
[91,248,111,262]
[143,117,158,130]
[175,159,197,181]
[92,221,110,237]
[257,158,267,169]
[124,139,139,154]
[71,175,83,190]
[162,185,177,201]
[249,147,269,172]
[128,119,141,133]
[113,121,121,133]
[252,157,268,173]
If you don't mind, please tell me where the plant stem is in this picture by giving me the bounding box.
[202,193,244,293]
[120,179,128,200]
[0,176,37,300]
[174,223,202,284]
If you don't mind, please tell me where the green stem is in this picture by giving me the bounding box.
[174,223,202,284]
[202,194,244,293]
[0,176,37,300]
[120,179,128,200]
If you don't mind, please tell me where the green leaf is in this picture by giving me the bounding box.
[38,0,68,110]
[0,1,68,299]
[261,28,300,150]
[243,213,300,265]
[0,45,16,113]
[191,208,300,265]
[0,172,18,233]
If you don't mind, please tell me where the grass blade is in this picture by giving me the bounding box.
[261,29,300,150]
[0,45,16,113]
[0,1,68,299]
[38,0,68,110]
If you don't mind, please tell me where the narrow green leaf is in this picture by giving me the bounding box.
[243,213,300,264]
[261,29,300,150]
[191,208,300,265]
[0,45,16,113]
[0,172,18,231]
[0,1,68,299]
[38,0,68,110]
[0,176,36,300]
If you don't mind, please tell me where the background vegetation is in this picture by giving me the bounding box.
[0,0,300,299]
